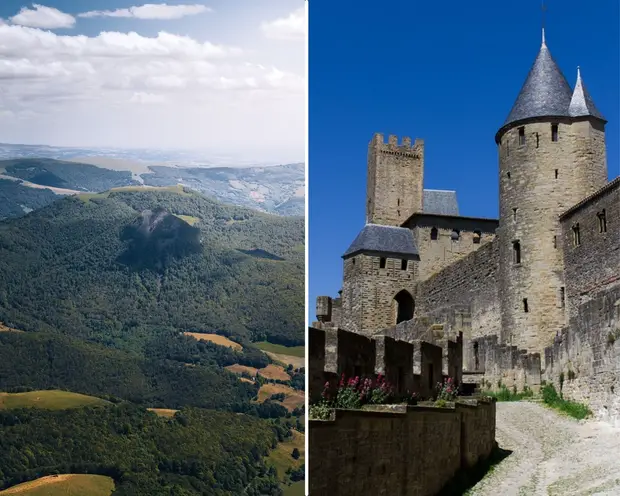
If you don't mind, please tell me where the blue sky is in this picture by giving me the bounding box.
[0,1,305,162]
[308,0,620,319]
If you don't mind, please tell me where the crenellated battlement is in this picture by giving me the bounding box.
[370,132,423,154]
[309,325,463,403]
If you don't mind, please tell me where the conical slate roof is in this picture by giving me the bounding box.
[568,67,605,120]
[502,31,573,129]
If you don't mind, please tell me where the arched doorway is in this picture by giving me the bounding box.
[394,290,414,324]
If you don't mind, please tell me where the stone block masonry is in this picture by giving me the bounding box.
[309,399,496,496]
[366,133,424,226]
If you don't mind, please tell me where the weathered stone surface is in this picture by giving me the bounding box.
[309,400,496,496]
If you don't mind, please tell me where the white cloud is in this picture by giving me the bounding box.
[0,21,304,162]
[79,4,211,20]
[130,92,166,104]
[10,4,75,29]
[261,7,305,41]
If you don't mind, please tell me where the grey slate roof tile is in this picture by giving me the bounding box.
[568,67,605,120]
[343,224,418,258]
[423,189,459,216]
[503,36,573,128]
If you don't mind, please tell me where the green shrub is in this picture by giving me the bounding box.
[542,383,591,420]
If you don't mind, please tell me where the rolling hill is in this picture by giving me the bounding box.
[0,155,305,218]
[0,187,304,349]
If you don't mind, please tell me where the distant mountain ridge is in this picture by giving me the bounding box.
[0,153,304,219]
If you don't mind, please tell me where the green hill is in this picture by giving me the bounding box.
[0,158,138,192]
[0,405,288,495]
[0,474,114,496]
[0,188,304,349]
[0,390,110,410]
[0,179,59,221]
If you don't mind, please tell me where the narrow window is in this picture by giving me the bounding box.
[507,171,511,179]
[555,169,559,179]
[551,124,558,142]
[512,208,518,221]
[430,227,438,240]
[397,198,400,206]
[553,235,557,249]
[473,230,481,244]
[518,127,525,146]
[572,224,581,247]
[473,342,480,371]
[559,287,565,308]
[598,210,607,233]
[397,210,400,217]
[451,229,460,241]
[513,241,521,264]
[379,257,386,269]
[523,298,529,313]
[352,257,356,266]
[401,259,408,271]
[536,132,540,148]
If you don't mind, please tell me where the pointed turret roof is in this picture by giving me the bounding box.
[568,67,605,120]
[502,29,573,130]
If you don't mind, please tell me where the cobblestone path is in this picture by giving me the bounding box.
[468,402,620,496]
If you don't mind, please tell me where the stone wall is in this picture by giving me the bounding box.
[543,178,620,425]
[497,119,608,357]
[340,253,417,335]
[471,335,542,393]
[309,326,462,401]
[366,133,424,226]
[415,239,501,371]
[402,214,498,282]
[309,398,496,496]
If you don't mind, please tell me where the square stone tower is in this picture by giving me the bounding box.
[366,133,424,226]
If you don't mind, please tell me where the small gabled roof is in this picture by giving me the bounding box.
[568,67,605,120]
[343,224,418,259]
[423,189,459,216]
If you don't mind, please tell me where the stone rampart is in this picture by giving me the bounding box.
[309,398,496,496]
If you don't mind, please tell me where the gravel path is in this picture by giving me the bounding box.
[468,402,620,496]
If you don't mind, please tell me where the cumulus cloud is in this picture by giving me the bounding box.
[261,7,305,41]
[79,3,211,20]
[9,4,75,29]
[0,20,304,162]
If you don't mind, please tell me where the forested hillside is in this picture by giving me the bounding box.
[0,187,304,349]
[0,405,289,495]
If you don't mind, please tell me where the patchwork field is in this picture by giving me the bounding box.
[0,322,23,333]
[283,482,305,496]
[267,429,305,479]
[264,351,305,369]
[184,332,242,351]
[226,364,258,377]
[0,474,114,495]
[173,214,200,225]
[0,390,109,411]
[255,342,305,357]
[257,364,291,381]
[257,384,304,412]
[147,408,178,418]
[226,363,290,381]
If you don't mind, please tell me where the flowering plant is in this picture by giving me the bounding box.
[435,377,459,401]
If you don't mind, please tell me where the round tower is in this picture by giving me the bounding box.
[496,31,608,354]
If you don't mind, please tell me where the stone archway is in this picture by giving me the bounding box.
[394,290,415,324]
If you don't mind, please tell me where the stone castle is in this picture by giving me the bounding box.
[310,30,619,424]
